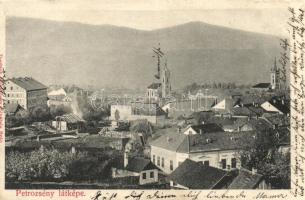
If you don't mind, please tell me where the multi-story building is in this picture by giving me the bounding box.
[5,77,48,110]
[150,127,254,174]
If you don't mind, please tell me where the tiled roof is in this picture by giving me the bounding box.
[150,128,255,153]
[55,113,85,123]
[252,83,270,88]
[147,83,161,89]
[168,159,228,189]
[10,77,47,91]
[125,157,158,173]
[228,168,263,189]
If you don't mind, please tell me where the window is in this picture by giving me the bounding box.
[231,158,237,168]
[142,173,146,180]
[161,157,164,168]
[152,155,155,164]
[150,171,154,178]
[221,159,227,169]
[10,86,13,90]
[7,94,9,97]
[204,160,210,166]
[157,156,160,166]
[170,160,173,171]
[7,100,10,104]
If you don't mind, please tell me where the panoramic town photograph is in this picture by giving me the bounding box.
[4,3,290,190]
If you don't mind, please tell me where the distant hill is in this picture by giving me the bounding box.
[6,17,281,89]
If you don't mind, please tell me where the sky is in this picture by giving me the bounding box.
[1,0,298,36]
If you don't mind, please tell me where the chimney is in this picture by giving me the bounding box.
[177,127,181,133]
[124,151,129,168]
[199,129,202,135]
[252,168,258,175]
[282,99,285,105]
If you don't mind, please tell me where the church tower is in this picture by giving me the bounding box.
[270,57,280,90]
[161,60,171,98]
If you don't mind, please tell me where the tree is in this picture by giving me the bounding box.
[237,129,290,188]
[50,104,72,118]
[130,119,154,137]
[5,148,87,181]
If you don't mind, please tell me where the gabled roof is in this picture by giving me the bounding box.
[187,123,224,134]
[55,113,85,123]
[125,157,158,173]
[147,83,161,89]
[228,168,264,189]
[168,159,228,189]
[9,77,47,91]
[266,96,290,114]
[252,83,270,89]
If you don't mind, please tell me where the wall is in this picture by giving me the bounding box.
[27,89,48,110]
[151,146,178,174]
[52,121,67,131]
[110,105,165,125]
[188,150,240,170]
[139,169,158,185]
[5,80,27,109]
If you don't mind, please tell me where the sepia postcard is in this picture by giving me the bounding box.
[0,0,304,199]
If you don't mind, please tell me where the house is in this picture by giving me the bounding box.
[146,83,162,102]
[183,123,224,135]
[48,88,67,100]
[52,113,85,132]
[112,152,159,185]
[168,159,229,189]
[261,96,289,115]
[47,88,72,107]
[252,83,271,91]
[149,128,253,174]
[5,77,48,110]
[168,159,269,189]
[110,103,166,125]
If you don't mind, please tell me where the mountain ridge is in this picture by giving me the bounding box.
[6,17,281,89]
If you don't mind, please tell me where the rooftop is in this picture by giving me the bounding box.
[252,83,271,89]
[55,113,85,123]
[186,123,224,134]
[150,128,255,153]
[168,159,228,189]
[147,83,161,89]
[9,77,47,91]
[125,157,158,173]
[228,168,264,189]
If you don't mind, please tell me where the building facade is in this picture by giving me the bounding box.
[150,129,246,174]
[5,77,48,110]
